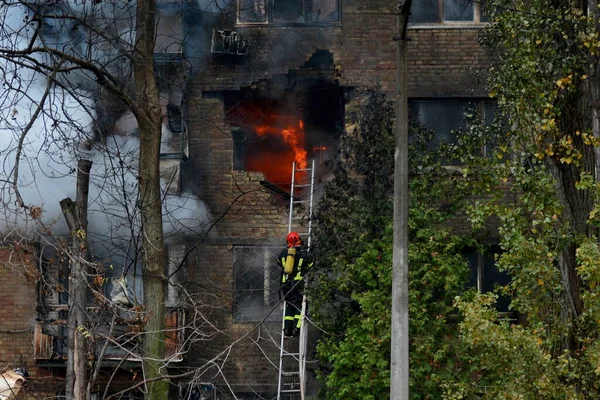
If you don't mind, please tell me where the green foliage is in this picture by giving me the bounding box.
[441,0,600,397]
[311,89,479,399]
[447,295,582,400]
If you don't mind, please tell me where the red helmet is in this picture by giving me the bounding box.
[286,231,302,247]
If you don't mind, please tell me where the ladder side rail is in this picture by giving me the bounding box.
[299,295,309,399]
[277,300,287,400]
[307,159,316,249]
[288,161,297,233]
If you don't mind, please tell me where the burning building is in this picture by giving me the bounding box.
[0,0,493,398]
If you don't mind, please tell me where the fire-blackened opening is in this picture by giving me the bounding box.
[225,79,343,191]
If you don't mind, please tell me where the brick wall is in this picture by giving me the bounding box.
[0,247,55,399]
[179,1,495,396]
[187,1,491,96]
[182,93,297,395]
[407,27,492,97]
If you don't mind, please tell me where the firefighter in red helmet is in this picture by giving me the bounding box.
[278,231,312,337]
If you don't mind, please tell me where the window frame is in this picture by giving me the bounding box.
[466,246,514,318]
[232,245,282,323]
[409,0,489,26]
[236,0,341,26]
[408,98,497,157]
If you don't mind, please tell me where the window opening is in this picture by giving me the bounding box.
[237,0,340,24]
[410,0,488,24]
[225,82,343,191]
[273,0,305,23]
[409,98,497,154]
[233,246,281,322]
[466,246,511,313]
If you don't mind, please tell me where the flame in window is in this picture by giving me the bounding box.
[255,119,307,169]
[229,101,310,190]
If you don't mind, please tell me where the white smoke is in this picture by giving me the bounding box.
[0,1,212,256]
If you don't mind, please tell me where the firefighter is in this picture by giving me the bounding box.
[278,231,311,338]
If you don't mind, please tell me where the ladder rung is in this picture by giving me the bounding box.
[281,389,302,394]
[293,200,311,204]
[294,168,312,172]
[294,184,311,187]
[282,352,300,357]
[281,371,300,376]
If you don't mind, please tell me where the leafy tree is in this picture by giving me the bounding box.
[310,89,481,399]
[442,0,600,397]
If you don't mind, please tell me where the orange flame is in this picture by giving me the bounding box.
[232,102,308,189]
[255,119,307,169]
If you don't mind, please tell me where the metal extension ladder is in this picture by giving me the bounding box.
[277,160,315,400]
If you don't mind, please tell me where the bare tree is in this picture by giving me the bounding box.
[0,1,308,399]
[0,0,211,398]
[133,1,170,397]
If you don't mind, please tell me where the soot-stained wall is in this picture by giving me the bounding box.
[179,1,493,397]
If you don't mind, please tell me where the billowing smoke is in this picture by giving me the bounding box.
[0,1,212,289]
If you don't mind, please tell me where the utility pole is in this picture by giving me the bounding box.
[392,1,412,399]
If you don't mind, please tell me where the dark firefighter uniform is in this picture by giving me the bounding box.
[278,232,312,338]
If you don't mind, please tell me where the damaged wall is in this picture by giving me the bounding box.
[0,0,495,398]
[0,247,55,399]
[177,1,494,397]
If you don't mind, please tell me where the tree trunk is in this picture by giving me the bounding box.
[62,159,92,400]
[133,0,170,398]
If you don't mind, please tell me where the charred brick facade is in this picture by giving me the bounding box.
[0,247,55,399]
[179,1,494,398]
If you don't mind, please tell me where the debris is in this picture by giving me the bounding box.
[0,368,28,400]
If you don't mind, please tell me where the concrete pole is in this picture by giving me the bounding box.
[392,1,411,399]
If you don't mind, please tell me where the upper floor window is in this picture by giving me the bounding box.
[410,0,490,24]
[409,98,497,155]
[237,0,340,24]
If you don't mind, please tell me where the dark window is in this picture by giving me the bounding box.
[483,101,499,157]
[466,247,511,313]
[410,0,486,24]
[444,0,474,21]
[273,0,305,23]
[167,104,182,134]
[409,98,498,154]
[410,0,439,23]
[233,246,281,322]
[237,0,340,24]
[239,0,267,22]
[409,99,470,149]
[310,0,339,22]
[480,0,492,22]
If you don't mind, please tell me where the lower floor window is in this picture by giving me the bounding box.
[465,246,512,314]
[233,246,281,322]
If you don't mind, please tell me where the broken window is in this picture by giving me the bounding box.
[410,0,488,23]
[239,0,268,22]
[233,246,281,322]
[237,0,340,24]
[35,245,186,361]
[179,383,217,400]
